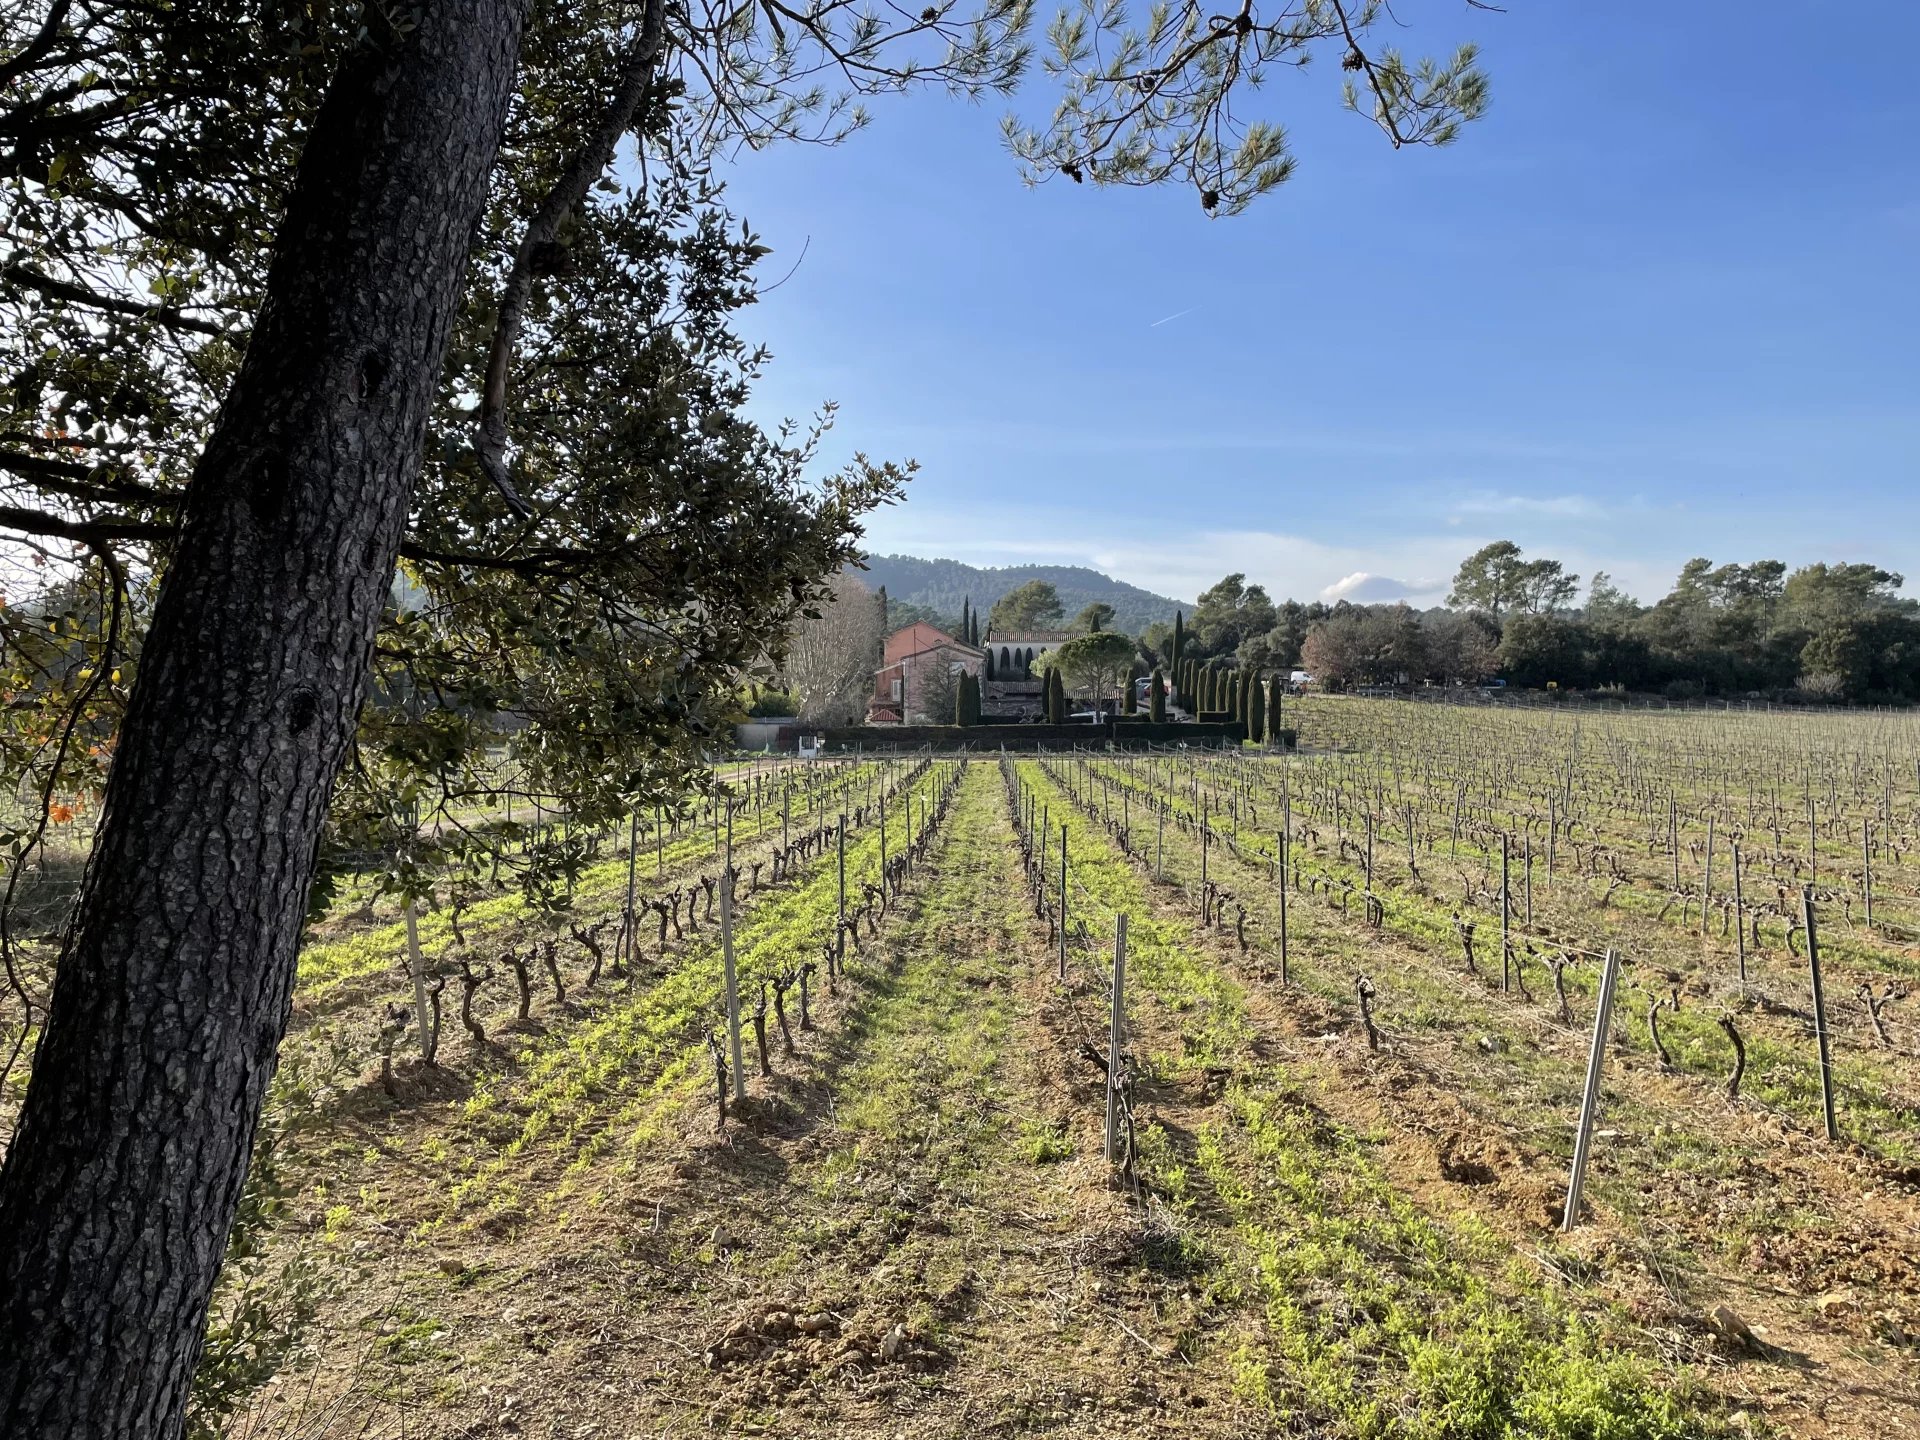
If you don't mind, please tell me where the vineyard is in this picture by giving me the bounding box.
[82,701,1920,1438]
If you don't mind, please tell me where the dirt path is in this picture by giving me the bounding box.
[591,762,1256,1437]
[233,766,1263,1438]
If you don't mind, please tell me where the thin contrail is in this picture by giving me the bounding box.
[1149,306,1196,328]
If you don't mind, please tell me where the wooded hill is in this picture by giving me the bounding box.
[856,555,1188,637]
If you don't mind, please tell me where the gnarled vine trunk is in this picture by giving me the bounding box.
[0,3,529,1434]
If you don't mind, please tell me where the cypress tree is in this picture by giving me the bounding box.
[1047,668,1065,724]
[1123,665,1138,714]
[984,648,995,681]
[1171,610,1185,675]
[960,598,969,643]
[1150,668,1167,723]
[1248,674,1265,742]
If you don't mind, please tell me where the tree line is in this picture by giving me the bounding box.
[1133,545,1920,703]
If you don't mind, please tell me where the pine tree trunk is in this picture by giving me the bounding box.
[0,4,529,1434]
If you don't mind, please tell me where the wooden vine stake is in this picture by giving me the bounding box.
[1200,799,1209,896]
[1105,914,1128,1164]
[1863,818,1873,930]
[1562,946,1622,1233]
[1058,824,1069,981]
[1803,885,1838,1142]
[1277,828,1290,986]
[836,813,847,976]
[1670,796,1680,890]
[404,895,434,1064]
[721,870,746,1103]
[1732,840,1746,985]
[621,809,640,972]
[1499,833,1511,994]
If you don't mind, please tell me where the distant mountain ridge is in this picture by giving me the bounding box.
[856,554,1190,636]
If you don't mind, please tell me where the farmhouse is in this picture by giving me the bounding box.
[868,622,983,724]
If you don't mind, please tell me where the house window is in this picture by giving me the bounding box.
[891,678,902,701]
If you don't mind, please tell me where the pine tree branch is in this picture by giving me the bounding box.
[473,0,668,519]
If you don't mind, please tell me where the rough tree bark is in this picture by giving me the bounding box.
[0,2,531,1434]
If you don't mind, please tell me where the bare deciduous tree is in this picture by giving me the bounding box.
[785,573,884,724]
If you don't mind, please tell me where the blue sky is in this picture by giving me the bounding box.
[716,2,1920,607]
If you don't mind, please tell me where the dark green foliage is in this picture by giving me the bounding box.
[1191,575,1277,657]
[1449,541,1578,618]
[989,579,1066,634]
[1046,669,1066,724]
[1123,666,1138,714]
[749,689,799,717]
[1248,676,1265,744]
[1150,669,1167,723]
[1073,601,1116,633]
[1041,631,1135,712]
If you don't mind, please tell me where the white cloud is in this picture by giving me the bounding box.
[1321,572,1435,603]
